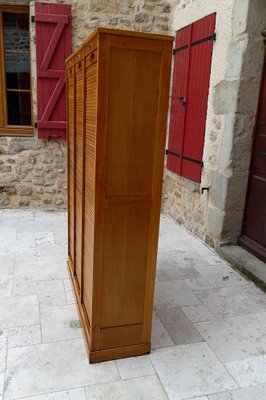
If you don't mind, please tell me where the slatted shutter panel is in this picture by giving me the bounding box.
[182,14,216,182]
[167,14,216,182]
[167,26,191,174]
[35,2,71,140]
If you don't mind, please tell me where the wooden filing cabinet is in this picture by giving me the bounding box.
[65,28,173,363]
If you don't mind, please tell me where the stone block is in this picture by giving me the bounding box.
[43,199,52,204]
[55,198,64,206]
[8,138,43,154]
[162,3,171,13]
[246,0,266,35]
[17,185,32,196]
[0,197,10,207]
[237,79,261,113]
[0,165,11,173]
[44,187,56,194]
[226,39,246,79]
[209,171,248,212]
[135,13,149,22]
[213,80,238,114]
[0,186,16,195]
[221,211,244,243]
[242,38,265,79]
[108,17,118,25]
[232,0,249,36]
[207,207,225,239]
[0,174,17,184]
[19,200,30,207]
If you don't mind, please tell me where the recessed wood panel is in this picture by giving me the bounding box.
[101,205,150,328]
[100,324,143,350]
[106,48,161,197]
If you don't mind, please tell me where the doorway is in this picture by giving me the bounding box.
[239,45,266,262]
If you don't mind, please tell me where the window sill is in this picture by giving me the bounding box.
[0,126,34,137]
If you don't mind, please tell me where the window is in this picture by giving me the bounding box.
[0,5,33,136]
[166,14,216,183]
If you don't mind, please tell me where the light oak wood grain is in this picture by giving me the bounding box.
[66,28,173,363]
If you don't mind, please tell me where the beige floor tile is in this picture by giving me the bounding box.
[0,275,12,297]
[195,312,266,362]
[41,305,82,343]
[150,343,237,400]
[4,339,119,399]
[0,295,39,329]
[157,307,203,345]
[0,330,7,374]
[151,312,174,349]
[8,325,41,348]
[17,388,86,400]
[208,384,266,399]
[181,305,215,323]
[154,280,202,309]
[116,355,155,379]
[85,375,168,400]
[195,284,266,318]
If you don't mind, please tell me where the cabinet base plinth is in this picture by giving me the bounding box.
[89,342,151,363]
[67,258,151,363]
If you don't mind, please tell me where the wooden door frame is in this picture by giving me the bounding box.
[238,34,266,261]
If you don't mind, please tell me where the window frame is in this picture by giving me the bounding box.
[0,4,33,136]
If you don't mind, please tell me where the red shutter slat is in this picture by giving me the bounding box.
[35,2,71,140]
[181,13,216,182]
[167,26,191,174]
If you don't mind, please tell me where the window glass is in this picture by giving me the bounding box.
[2,11,31,126]
[3,12,30,51]
[7,91,31,125]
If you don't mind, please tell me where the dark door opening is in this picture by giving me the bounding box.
[239,45,266,262]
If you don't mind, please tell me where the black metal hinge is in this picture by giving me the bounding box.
[166,149,204,167]
[191,33,216,47]
[48,135,63,141]
[173,32,216,55]
[31,15,35,23]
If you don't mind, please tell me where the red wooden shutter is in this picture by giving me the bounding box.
[35,2,72,140]
[167,25,191,174]
[167,14,216,182]
[182,14,216,182]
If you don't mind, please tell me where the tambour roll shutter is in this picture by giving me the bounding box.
[35,2,72,140]
[167,13,216,182]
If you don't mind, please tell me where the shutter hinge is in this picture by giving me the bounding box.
[173,32,216,55]
[48,135,63,141]
[34,122,38,129]
[31,15,35,23]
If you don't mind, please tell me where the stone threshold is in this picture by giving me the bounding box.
[217,244,266,291]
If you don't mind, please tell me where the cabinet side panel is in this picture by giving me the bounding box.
[74,66,84,287]
[83,61,97,324]
[67,69,75,267]
[101,44,162,336]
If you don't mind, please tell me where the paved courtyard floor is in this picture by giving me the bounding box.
[1,210,266,399]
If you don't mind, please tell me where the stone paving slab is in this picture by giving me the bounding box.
[1,210,266,399]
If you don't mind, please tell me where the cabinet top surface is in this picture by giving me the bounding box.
[65,27,174,66]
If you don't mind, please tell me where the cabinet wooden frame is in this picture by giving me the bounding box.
[0,4,33,136]
[66,28,173,363]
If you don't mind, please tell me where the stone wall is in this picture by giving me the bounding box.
[0,0,174,209]
[163,0,266,248]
